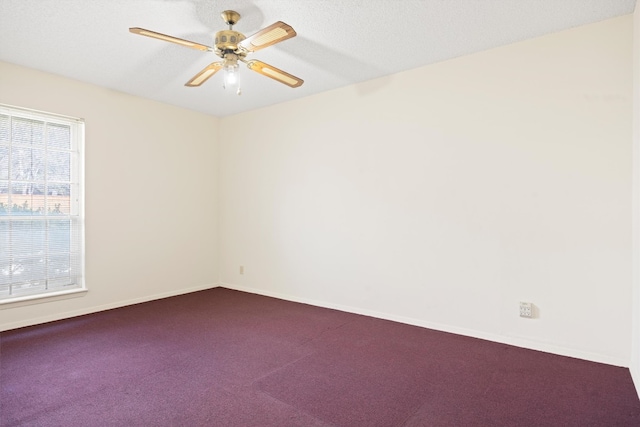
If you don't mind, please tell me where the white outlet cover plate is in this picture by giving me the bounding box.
[520,302,533,318]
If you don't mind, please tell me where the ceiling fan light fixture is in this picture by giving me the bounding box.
[222,54,241,95]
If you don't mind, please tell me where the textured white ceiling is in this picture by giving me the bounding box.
[0,0,636,117]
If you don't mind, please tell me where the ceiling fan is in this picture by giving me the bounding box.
[129,10,303,94]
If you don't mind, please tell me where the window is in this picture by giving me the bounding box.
[0,104,84,303]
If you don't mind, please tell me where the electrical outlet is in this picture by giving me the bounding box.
[519,302,533,318]
[239,265,244,275]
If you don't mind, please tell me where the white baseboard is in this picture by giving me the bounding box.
[221,282,628,368]
[0,283,220,332]
[4,281,630,369]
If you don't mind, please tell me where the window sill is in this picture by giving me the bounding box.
[0,288,88,309]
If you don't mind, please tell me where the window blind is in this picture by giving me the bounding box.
[0,105,84,301]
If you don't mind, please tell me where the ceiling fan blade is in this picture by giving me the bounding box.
[129,27,212,52]
[246,60,303,88]
[185,62,223,87]
[238,21,296,53]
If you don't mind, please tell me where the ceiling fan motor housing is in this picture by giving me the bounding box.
[214,30,246,57]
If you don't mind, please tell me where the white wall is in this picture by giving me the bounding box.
[219,16,633,366]
[631,4,640,396]
[0,62,219,331]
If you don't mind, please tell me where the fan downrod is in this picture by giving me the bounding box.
[221,10,241,27]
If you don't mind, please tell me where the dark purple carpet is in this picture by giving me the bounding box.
[1,288,639,426]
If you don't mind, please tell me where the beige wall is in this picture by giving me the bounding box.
[0,61,219,330]
[219,15,633,366]
[1,14,635,372]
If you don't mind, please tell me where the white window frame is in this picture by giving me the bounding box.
[0,104,85,304]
